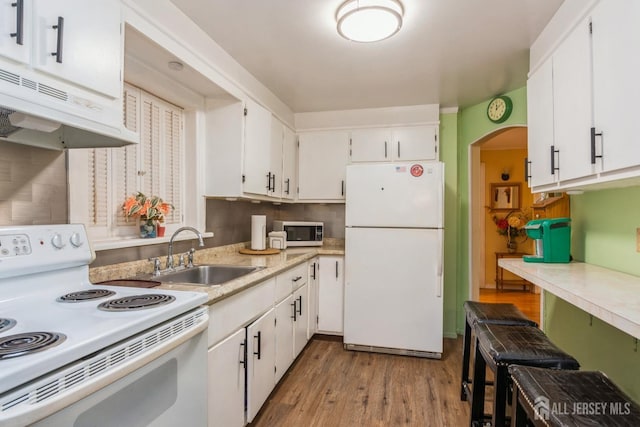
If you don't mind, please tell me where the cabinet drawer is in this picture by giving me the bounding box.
[275,262,308,302]
[208,278,276,347]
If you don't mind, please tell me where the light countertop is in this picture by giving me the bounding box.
[90,240,344,305]
[499,258,640,340]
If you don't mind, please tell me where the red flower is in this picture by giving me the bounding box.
[496,218,509,230]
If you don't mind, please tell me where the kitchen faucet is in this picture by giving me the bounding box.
[166,227,205,270]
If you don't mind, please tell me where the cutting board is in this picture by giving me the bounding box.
[239,248,281,255]
[95,279,161,288]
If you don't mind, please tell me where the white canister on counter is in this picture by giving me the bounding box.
[268,231,287,249]
[251,215,266,250]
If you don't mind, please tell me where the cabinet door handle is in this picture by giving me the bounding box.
[590,127,603,164]
[51,17,64,63]
[253,331,262,360]
[10,0,24,45]
[550,145,559,175]
[239,340,247,366]
[384,141,388,158]
[341,180,344,196]
[335,261,339,279]
[266,172,271,190]
[285,178,290,194]
[311,263,316,280]
[291,300,297,321]
[524,157,532,184]
[297,295,303,315]
[292,275,302,282]
[397,141,401,158]
[270,172,276,192]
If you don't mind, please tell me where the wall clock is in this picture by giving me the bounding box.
[486,95,513,124]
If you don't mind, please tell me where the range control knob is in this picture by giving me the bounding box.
[51,233,66,249]
[70,232,83,248]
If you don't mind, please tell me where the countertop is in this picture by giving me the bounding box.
[499,258,640,340]
[90,240,344,305]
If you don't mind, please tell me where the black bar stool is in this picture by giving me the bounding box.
[470,324,579,427]
[461,301,537,401]
[509,365,640,427]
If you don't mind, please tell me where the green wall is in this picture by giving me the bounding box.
[545,187,640,401]
[440,112,459,338]
[456,86,528,332]
[449,85,640,401]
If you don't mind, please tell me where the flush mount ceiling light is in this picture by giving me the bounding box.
[336,0,404,43]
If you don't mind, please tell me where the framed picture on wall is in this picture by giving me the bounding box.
[490,183,521,210]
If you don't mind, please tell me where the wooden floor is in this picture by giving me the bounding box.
[479,288,541,325]
[250,291,539,426]
[250,336,469,427]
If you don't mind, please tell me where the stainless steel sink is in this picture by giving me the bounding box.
[153,265,263,286]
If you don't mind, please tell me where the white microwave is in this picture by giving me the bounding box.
[273,221,324,246]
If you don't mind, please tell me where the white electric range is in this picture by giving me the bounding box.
[0,224,209,426]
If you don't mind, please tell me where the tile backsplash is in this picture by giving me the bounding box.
[205,199,345,246]
[0,142,67,225]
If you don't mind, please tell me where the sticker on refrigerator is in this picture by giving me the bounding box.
[410,164,424,177]
[395,166,406,173]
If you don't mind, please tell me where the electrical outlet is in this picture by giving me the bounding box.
[637,228,640,253]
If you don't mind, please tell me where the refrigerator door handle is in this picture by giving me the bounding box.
[436,230,443,297]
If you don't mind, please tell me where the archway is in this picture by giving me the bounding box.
[468,126,528,301]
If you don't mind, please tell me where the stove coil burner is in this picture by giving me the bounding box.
[0,332,66,360]
[0,318,17,334]
[57,289,116,302]
[98,294,176,311]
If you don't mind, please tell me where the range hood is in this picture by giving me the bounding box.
[0,60,137,151]
[0,106,137,151]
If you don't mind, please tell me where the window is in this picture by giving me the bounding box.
[68,84,184,242]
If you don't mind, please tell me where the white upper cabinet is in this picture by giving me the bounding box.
[0,0,31,64]
[528,0,640,191]
[350,128,392,162]
[551,15,594,183]
[243,98,273,196]
[298,130,349,201]
[350,125,438,162]
[205,98,296,201]
[281,125,297,200]
[32,0,121,99]
[393,125,438,161]
[527,58,556,187]
[591,1,640,174]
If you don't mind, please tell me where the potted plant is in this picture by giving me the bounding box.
[122,192,172,238]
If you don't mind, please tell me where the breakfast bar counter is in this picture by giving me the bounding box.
[499,259,640,340]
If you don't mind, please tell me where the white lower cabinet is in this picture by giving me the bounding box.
[207,262,317,426]
[274,295,294,384]
[293,282,309,357]
[207,328,246,427]
[246,308,276,423]
[317,256,345,334]
[307,258,319,338]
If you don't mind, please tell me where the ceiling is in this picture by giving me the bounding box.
[168,0,564,113]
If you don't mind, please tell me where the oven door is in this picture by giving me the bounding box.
[1,308,208,427]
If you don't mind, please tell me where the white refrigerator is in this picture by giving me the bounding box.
[344,161,444,358]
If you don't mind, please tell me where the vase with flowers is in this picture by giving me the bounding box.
[493,209,530,252]
[122,192,172,238]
